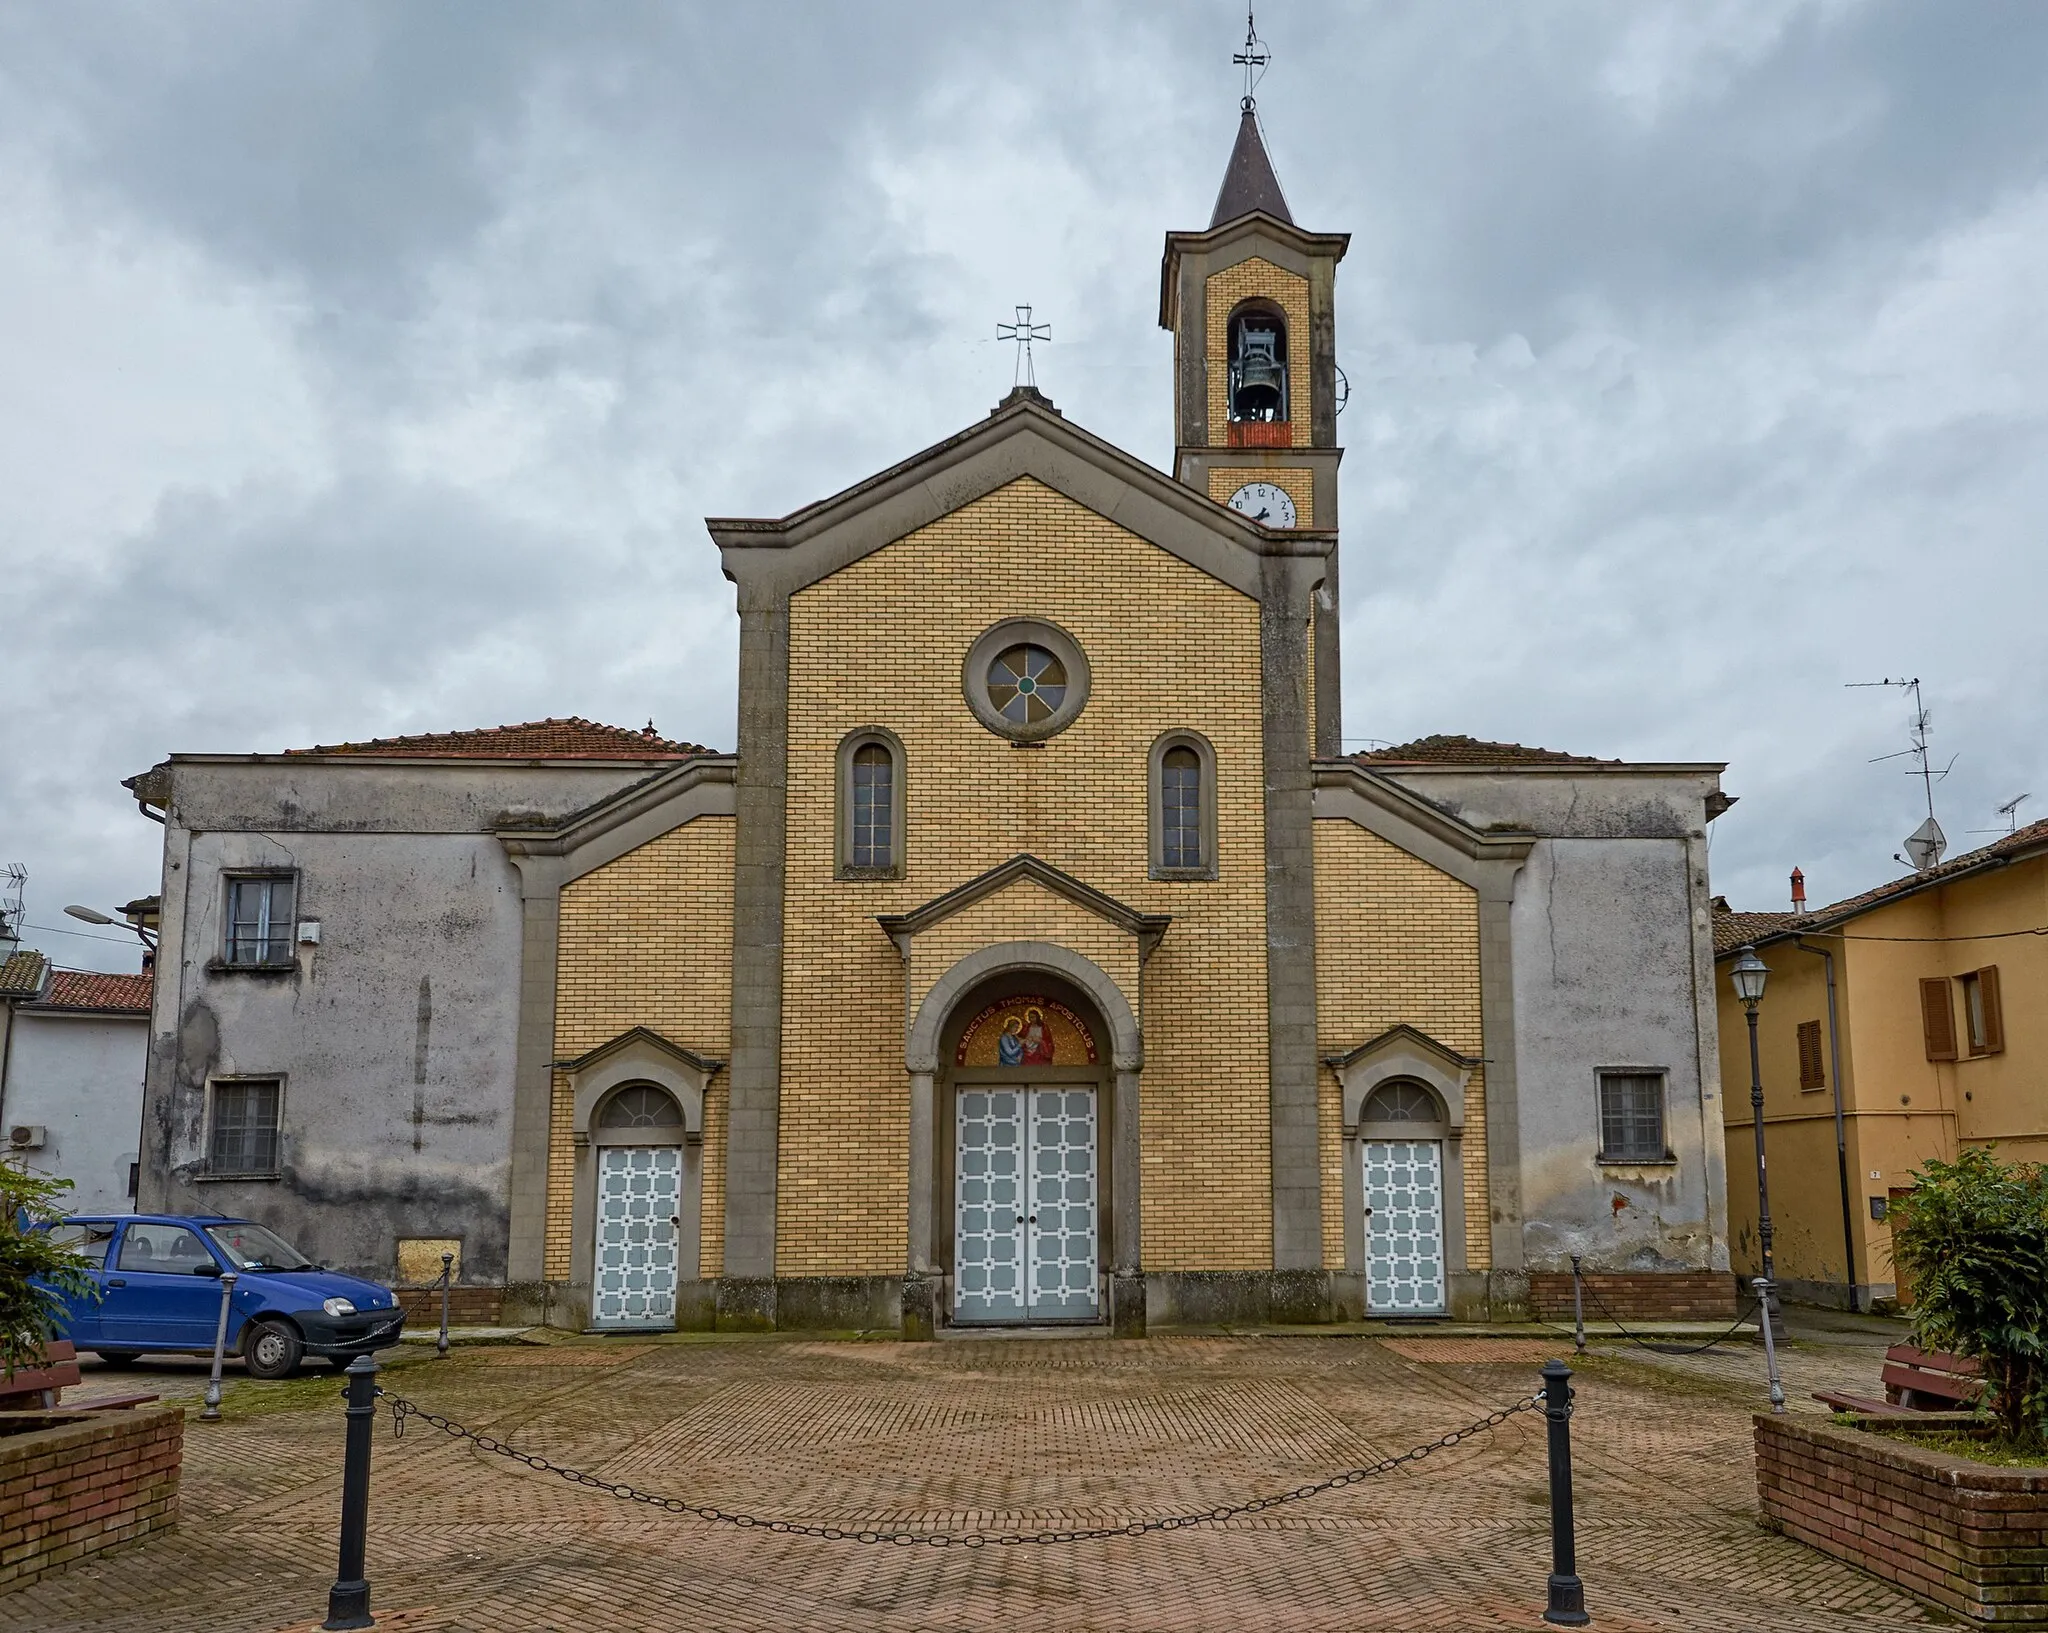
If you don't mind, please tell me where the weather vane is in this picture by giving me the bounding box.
[997,304,1051,389]
[1234,8,1270,112]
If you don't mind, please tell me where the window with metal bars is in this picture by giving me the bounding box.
[225,874,296,965]
[209,1079,281,1175]
[850,744,894,869]
[1596,1072,1666,1162]
[1161,748,1202,870]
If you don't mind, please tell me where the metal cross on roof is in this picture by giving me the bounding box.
[997,305,1052,388]
[1234,9,1270,112]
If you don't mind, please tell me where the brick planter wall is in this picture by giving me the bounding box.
[1756,1412,2048,1627]
[0,1407,184,1594]
[1528,1271,1737,1322]
[395,1285,504,1326]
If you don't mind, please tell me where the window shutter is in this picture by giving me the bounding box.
[1919,977,1957,1062]
[1977,965,2004,1054]
[1797,1020,1825,1089]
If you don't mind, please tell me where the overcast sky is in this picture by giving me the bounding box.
[4,1,2044,975]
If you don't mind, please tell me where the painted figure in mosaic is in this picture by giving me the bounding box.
[998,1015,1026,1067]
[1020,1007,1054,1065]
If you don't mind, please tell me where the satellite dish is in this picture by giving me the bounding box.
[1903,817,1946,873]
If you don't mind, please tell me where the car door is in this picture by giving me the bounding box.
[97,1222,229,1351]
[42,1219,118,1347]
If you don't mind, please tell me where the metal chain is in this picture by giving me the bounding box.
[383,1388,1544,1547]
[1578,1279,1764,1357]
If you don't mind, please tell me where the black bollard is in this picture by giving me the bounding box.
[1541,1359,1590,1626]
[323,1353,381,1630]
[437,1252,453,1359]
[1570,1254,1586,1353]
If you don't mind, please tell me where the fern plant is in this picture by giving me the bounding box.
[1888,1148,2048,1450]
[0,1162,94,1377]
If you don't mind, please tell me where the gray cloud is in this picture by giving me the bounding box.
[1,0,2042,972]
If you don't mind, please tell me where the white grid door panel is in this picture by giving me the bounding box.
[1027,1088,1098,1319]
[955,1086,1098,1323]
[955,1090,1027,1321]
[593,1145,682,1328]
[1363,1139,1446,1316]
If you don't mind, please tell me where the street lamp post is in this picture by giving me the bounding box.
[1728,945,1782,1337]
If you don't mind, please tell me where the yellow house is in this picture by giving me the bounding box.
[1715,818,2048,1309]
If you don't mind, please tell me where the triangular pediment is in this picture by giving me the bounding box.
[552,1025,723,1079]
[1324,1023,1480,1076]
[876,854,1170,961]
[708,392,1330,603]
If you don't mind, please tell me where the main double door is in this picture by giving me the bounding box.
[954,1085,1099,1323]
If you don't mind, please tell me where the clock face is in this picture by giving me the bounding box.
[1227,480,1297,529]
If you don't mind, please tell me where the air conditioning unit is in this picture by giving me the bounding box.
[7,1125,47,1150]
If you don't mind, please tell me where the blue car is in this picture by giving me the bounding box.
[42,1214,406,1379]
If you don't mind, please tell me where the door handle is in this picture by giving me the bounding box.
[106,1278,127,1287]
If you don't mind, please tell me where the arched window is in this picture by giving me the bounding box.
[837,728,906,878]
[1162,749,1201,869]
[1227,303,1289,423]
[1149,731,1218,881]
[1362,1080,1443,1127]
[598,1084,685,1132]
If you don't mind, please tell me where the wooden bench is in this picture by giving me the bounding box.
[1814,1343,1984,1418]
[0,1341,159,1413]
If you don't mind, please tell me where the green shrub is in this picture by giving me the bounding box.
[1889,1148,2048,1449]
[0,1162,94,1376]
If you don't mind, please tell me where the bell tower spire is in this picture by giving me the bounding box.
[1158,13,1350,754]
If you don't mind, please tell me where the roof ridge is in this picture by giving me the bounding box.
[284,717,715,760]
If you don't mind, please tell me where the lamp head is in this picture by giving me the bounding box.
[1729,945,1769,1009]
[64,905,114,926]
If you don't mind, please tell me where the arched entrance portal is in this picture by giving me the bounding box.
[944,981,1108,1324]
[905,944,1141,1330]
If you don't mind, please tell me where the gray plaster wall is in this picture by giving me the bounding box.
[3,1011,146,1213]
[1380,767,1730,1277]
[138,756,663,1283]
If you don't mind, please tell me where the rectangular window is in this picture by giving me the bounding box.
[1958,966,2004,1056]
[225,874,296,966]
[1597,1072,1666,1162]
[209,1079,281,1175]
[1797,1020,1826,1091]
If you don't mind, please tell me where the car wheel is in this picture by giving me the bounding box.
[94,1350,143,1367]
[242,1318,303,1380]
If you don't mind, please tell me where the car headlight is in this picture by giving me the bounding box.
[322,1297,357,1317]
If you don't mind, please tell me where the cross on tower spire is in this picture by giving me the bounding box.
[1233,9,1270,112]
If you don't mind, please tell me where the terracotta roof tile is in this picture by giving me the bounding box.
[28,970,152,1014]
[1354,734,1621,768]
[0,950,49,999]
[285,718,712,761]
[1713,815,2048,955]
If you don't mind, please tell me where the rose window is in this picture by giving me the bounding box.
[986,645,1068,726]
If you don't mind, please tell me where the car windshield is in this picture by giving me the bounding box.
[204,1221,314,1270]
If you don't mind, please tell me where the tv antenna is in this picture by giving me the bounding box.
[1969,793,2031,837]
[997,305,1051,389]
[1234,9,1271,112]
[1850,677,1954,871]
[0,864,24,958]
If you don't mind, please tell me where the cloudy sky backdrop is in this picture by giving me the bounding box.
[4,0,2044,974]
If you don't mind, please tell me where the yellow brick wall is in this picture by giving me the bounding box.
[547,815,735,1282]
[1206,465,1316,529]
[1205,257,1312,448]
[1313,821,1490,1270]
[785,476,1272,1275]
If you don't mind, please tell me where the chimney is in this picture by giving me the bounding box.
[1790,867,1807,914]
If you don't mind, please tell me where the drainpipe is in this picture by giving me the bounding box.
[1794,937,1858,1314]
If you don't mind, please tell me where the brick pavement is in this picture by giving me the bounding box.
[5,1331,1937,1633]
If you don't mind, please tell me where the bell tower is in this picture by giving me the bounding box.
[1160,93,1349,753]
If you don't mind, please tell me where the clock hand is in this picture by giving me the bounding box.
[1254,508,1270,522]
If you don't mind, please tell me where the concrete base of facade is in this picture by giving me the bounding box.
[505,1267,1739,1335]
[1757,1275,1897,1314]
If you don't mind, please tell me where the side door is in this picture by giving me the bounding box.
[98,1222,229,1351]
[42,1219,118,1347]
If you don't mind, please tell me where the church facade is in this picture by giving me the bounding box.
[132,114,1736,1334]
